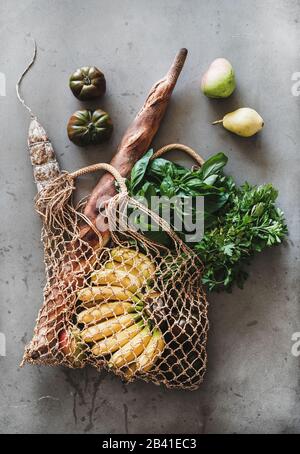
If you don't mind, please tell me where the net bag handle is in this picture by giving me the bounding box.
[70,144,204,190]
[70,162,127,193]
[152,143,205,166]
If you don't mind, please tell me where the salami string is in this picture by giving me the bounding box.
[16,37,37,117]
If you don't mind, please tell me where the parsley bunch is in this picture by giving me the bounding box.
[196,183,287,291]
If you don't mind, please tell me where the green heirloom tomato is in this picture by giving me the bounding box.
[67,109,113,147]
[69,66,106,100]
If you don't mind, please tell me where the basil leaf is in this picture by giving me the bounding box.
[205,192,230,214]
[160,175,176,198]
[148,158,185,180]
[147,158,170,179]
[199,152,228,180]
[130,149,153,192]
[203,174,218,186]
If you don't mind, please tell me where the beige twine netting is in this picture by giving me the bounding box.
[22,162,209,390]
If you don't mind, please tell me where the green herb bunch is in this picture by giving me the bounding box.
[196,183,287,291]
[126,149,287,292]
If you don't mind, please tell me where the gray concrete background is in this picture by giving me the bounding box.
[0,0,299,434]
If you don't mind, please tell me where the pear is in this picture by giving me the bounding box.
[212,108,264,137]
[201,58,235,98]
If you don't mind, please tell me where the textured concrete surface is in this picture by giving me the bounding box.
[0,0,299,434]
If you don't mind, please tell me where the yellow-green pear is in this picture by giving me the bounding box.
[201,58,235,98]
[212,108,264,137]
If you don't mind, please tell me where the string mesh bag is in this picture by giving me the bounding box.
[22,156,209,390]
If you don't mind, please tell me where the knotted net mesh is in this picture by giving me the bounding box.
[22,167,208,390]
